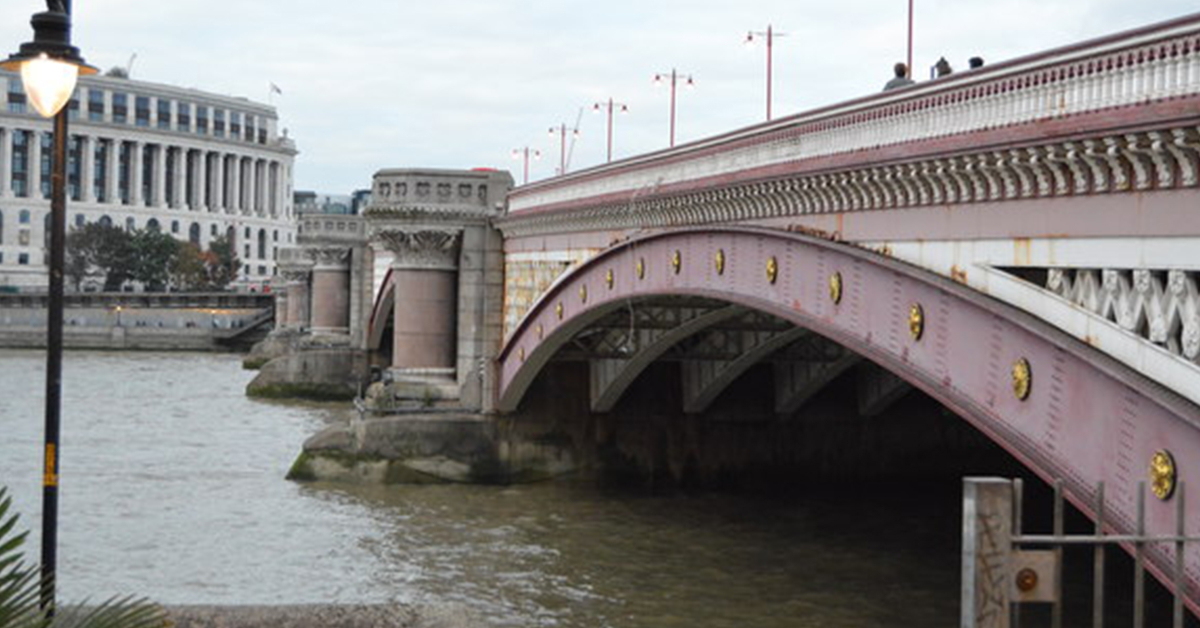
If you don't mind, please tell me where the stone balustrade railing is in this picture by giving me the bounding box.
[509,14,1200,214]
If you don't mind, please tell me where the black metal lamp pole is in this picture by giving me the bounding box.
[2,0,95,615]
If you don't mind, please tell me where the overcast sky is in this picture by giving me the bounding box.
[3,1,1197,193]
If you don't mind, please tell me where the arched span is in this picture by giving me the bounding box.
[498,226,1200,607]
[367,268,395,351]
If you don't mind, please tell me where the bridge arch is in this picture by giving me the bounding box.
[498,226,1200,605]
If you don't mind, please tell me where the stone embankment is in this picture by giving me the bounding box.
[164,604,482,628]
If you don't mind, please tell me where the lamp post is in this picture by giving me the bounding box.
[907,0,914,79]
[745,25,785,121]
[2,0,96,615]
[511,146,540,185]
[653,69,694,148]
[547,123,578,176]
[592,98,628,163]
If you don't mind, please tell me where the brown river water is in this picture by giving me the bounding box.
[0,349,982,626]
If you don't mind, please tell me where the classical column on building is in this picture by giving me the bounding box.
[80,135,95,203]
[172,147,186,209]
[306,247,351,335]
[104,139,118,204]
[211,152,224,212]
[28,130,42,199]
[245,157,258,215]
[195,149,208,210]
[228,154,241,214]
[0,128,11,198]
[152,144,167,207]
[128,140,143,206]
[378,228,463,381]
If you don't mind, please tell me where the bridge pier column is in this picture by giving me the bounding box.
[307,248,350,335]
[379,228,462,383]
[274,290,289,330]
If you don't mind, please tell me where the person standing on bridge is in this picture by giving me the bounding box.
[883,62,915,90]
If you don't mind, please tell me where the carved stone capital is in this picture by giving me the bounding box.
[377,228,462,270]
[306,246,351,271]
[280,268,311,283]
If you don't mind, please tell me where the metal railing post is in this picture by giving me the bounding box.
[962,477,1014,628]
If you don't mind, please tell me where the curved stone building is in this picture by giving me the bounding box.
[0,69,297,291]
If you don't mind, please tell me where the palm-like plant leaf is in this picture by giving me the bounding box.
[0,486,166,628]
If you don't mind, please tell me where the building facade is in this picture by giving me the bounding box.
[0,69,298,291]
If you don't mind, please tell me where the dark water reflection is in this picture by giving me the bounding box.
[0,350,974,626]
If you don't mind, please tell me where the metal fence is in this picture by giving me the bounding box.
[961,477,1198,628]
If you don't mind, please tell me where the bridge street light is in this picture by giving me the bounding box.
[1,0,96,614]
[744,24,785,121]
[548,123,579,176]
[653,69,695,148]
[592,97,628,163]
[511,146,541,185]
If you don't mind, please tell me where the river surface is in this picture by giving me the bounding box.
[0,350,967,627]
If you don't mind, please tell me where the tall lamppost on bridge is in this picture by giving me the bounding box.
[653,69,695,148]
[511,146,541,185]
[2,0,96,614]
[744,24,785,121]
[592,97,628,163]
[548,123,578,176]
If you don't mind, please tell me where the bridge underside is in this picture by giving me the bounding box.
[498,226,1200,608]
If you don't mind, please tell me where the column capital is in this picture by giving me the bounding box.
[306,246,350,270]
[377,228,462,271]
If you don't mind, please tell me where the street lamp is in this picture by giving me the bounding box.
[744,25,785,121]
[511,146,541,185]
[653,69,695,148]
[548,123,579,176]
[2,0,96,615]
[592,97,628,163]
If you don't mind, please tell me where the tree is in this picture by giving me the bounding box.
[170,242,208,292]
[205,234,239,290]
[0,486,164,628]
[130,229,179,292]
[65,223,133,292]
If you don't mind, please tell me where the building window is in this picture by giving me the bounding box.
[98,215,112,228]
[195,106,208,135]
[213,109,225,138]
[117,142,131,204]
[244,114,255,142]
[190,222,201,244]
[273,229,278,242]
[93,140,108,202]
[257,229,266,258]
[125,217,135,232]
[67,135,82,201]
[171,220,180,234]
[75,213,85,228]
[177,102,191,130]
[40,133,52,199]
[156,99,171,129]
[230,112,242,138]
[210,224,218,236]
[19,210,30,224]
[11,130,28,198]
[88,88,104,121]
[112,93,127,123]
[135,96,150,127]
[243,244,250,259]
[18,253,29,265]
[146,218,160,232]
[67,97,80,120]
[7,80,26,113]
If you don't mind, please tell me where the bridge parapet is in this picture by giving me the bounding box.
[505,14,1200,230]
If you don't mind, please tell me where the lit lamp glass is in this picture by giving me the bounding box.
[20,53,80,117]
[1,8,97,118]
